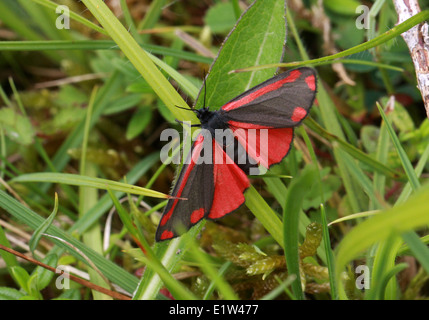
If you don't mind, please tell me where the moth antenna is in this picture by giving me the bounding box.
[174,105,194,111]
[167,195,188,201]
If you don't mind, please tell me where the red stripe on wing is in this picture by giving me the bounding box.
[207,140,250,220]
[227,121,272,129]
[159,134,204,227]
[222,70,302,111]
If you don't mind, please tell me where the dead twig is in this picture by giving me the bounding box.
[393,0,429,119]
[0,244,131,300]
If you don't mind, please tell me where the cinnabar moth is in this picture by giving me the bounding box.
[156,67,317,241]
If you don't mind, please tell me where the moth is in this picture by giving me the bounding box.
[156,67,317,241]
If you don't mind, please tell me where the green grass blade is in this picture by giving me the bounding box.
[0,40,213,64]
[0,189,139,293]
[377,104,420,191]
[0,225,18,269]
[137,0,167,41]
[80,0,196,122]
[107,188,140,241]
[12,172,167,199]
[335,184,429,299]
[373,116,390,206]
[320,204,338,299]
[341,153,384,208]
[29,193,59,259]
[202,262,232,300]
[365,235,402,300]
[396,142,429,205]
[18,0,65,41]
[70,153,160,233]
[31,0,107,35]
[245,186,283,246]
[402,231,429,274]
[136,255,197,300]
[119,0,140,41]
[306,118,402,180]
[283,166,317,299]
[260,275,296,300]
[377,262,408,299]
[135,227,203,300]
[189,241,238,300]
[235,10,429,72]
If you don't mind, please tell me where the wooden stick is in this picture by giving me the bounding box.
[393,0,429,119]
[0,244,131,300]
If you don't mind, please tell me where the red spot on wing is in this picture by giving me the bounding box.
[190,208,205,224]
[207,142,249,220]
[160,230,174,240]
[291,107,307,122]
[160,135,204,227]
[222,70,302,111]
[305,75,316,91]
[233,127,293,168]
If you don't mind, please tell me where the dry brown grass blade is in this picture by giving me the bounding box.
[0,244,131,300]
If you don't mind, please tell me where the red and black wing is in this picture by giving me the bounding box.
[156,68,316,241]
[155,131,250,242]
[155,133,214,241]
[207,133,250,220]
[222,67,316,128]
[221,67,317,169]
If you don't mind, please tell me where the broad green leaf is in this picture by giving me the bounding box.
[56,289,81,300]
[0,225,18,268]
[34,254,58,291]
[27,273,43,299]
[10,266,31,294]
[29,193,59,258]
[126,106,153,140]
[204,2,237,33]
[0,287,25,300]
[195,0,287,110]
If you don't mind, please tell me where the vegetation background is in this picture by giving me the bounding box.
[0,0,428,300]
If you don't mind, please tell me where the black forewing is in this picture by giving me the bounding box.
[221,67,317,128]
[155,132,215,241]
